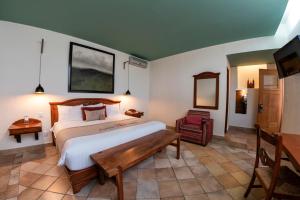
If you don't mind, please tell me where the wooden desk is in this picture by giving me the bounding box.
[282,133,300,171]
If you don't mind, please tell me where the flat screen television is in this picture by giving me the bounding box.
[274,35,300,79]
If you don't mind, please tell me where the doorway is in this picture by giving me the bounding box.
[225,64,283,150]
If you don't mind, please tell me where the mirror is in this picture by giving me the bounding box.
[193,72,220,109]
[235,89,247,114]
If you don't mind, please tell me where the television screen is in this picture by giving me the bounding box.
[279,53,300,76]
[274,35,300,79]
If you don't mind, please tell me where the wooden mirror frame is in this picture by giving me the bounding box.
[193,72,220,110]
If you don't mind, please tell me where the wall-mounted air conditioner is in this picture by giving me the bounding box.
[129,56,148,68]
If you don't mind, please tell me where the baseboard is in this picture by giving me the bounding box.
[166,125,175,130]
[0,142,52,155]
[167,125,224,141]
[228,125,256,131]
[212,135,224,140]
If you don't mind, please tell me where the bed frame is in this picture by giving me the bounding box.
[49,98,121,193]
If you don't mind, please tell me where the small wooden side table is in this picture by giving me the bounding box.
[125,109,144,118]
[9,118,42,143]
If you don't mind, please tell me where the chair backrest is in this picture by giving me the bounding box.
[187,110,210,119]
[255,126,283,198]
[255,127,282,168]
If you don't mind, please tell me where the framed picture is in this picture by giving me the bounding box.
[68,42,115,93]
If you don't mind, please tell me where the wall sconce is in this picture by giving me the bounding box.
[35,38,45,94]
[241,89,247,98]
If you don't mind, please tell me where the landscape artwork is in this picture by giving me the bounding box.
[68,42,115,93]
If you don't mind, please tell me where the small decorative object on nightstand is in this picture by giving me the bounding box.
[125,109,144,118]
[9,118,42,143]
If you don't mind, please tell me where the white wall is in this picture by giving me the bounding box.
[281,73,300,133]
[0,21,150,150]
[237,64,267,89]
[149,36,283,136]
[229,67,259,129]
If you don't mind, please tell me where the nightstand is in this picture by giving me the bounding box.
[9,118,42,143]
[125,109,144,118]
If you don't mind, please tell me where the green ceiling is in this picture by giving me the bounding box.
[0,0,287,60]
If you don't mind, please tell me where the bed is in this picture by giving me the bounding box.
[49,98,166,193]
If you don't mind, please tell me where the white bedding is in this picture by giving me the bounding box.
[53,114,166,170]
[52,114,134,137]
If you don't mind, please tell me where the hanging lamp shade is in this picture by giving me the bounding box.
[35,38,45,94]
[125,89,131,95]
[35,84,45,94]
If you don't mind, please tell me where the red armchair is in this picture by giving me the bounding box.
[176,110,213,146]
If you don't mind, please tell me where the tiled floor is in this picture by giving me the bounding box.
[0,138,267,200]
[225,126,278,156]
[225,126,257,151]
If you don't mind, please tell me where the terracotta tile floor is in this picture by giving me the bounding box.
[0,139,266,200]
[225,126,257,151]
[225,126,277,155]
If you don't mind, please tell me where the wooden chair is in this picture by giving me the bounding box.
[244,127,300,200]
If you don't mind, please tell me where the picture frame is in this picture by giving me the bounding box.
[68,42,115,93]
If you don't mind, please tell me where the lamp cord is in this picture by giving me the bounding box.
[127,62,130,91]
[123,61,130,91]
[39,39,44,84]
[39,51,42,84]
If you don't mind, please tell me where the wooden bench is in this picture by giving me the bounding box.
[90,130,180,200]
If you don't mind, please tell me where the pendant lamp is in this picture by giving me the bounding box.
[124,61,131,95]
[35,39,45,94]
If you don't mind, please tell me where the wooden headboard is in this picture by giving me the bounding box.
[49,98,121,127]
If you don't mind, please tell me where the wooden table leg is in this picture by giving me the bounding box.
[98,169,105,185]
[35,133,39,140]
[176,137,180,159]
[116,167,124,200]
[14,135,21,143]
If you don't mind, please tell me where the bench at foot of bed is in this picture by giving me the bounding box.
[91,129,180,200]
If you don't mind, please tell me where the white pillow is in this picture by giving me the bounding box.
[58,105,82,122]
[106,104,120,117]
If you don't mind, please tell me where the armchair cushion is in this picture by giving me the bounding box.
[180,124,202,133]
[186,115,202,125]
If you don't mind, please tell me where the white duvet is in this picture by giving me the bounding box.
[52,114,166,171]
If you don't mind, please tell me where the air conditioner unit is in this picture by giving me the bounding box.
[129,56,148,68]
